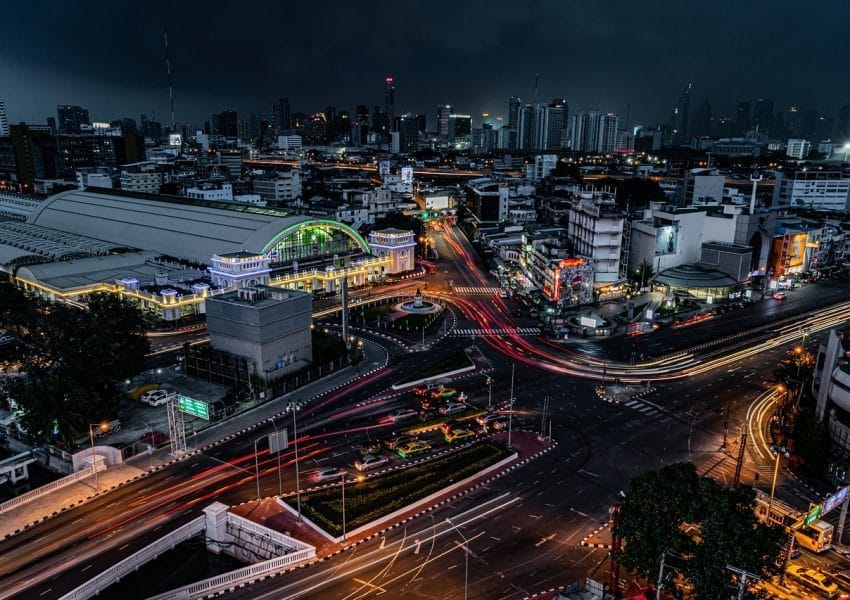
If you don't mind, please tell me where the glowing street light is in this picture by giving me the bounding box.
[89,422,108,490]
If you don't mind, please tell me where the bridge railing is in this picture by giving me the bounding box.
[0,462,102,514]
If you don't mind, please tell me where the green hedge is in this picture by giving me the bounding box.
[285,441,510,537]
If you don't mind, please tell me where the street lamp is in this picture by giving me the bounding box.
[446,517,469,600]
[486,377,493,409]
[339,472,347,541]
[89,422,107,490]
[767,444,789,524]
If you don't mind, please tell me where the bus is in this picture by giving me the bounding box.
[794,519,834,553]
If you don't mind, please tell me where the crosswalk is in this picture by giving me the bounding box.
[620,397,666,420]
[451,286,502,295]
[451,327,541,337]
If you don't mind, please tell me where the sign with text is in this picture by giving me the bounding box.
[823,486,849,517]
[804,503,822,526]
[178,394,209,420]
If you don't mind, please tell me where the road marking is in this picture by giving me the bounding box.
[119,543,129,550]
[71,518,83,525]
[529,514,542,520]
[352,578,387,593]
[491,536,501,541]
[570,508,590,518]
[535,533,557,547]
[81,564,92,572]
[578,468,598,478]
[39,589,52,597]
[414,540,421,555]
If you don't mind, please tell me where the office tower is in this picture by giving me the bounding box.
[596,113,619,154]
[0,99,7,136]
[735,101,751,136]
[517,104,538,150]
[46,117,56,133]
[669,84,691,145]
[837,105,850,142]
[395,114,420,153]
[356,105,370,126]
[570,110,600,153]
[437,104,453,137]
[274,97,292,134]
[57,105,91,133]
[385,76,396,120]
[544,99,568,150]
[508,96,522,128]
[752,98,775,135]
[415,114,427,133]
[784,106,802,138]
[447,114,472,141]
[219,110,238,137]
[690,98,712,138]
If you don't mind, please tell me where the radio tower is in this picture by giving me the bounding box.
[163,19,176,131]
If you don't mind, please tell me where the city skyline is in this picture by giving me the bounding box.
[3,0,849,129]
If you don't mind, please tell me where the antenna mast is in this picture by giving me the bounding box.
[163,19,176,131]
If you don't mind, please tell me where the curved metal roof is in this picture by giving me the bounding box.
[26,189,366,264]
[652,264,739,288]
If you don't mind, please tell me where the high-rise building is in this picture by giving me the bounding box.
[508,96,522,128]
[544,99,568,150]
[57,105,91,134]
[690,98,712,138]
[837,105,850,142]
[752,98,775,136]
[393,114,420,153]
[220,110,238,137]
[735,101,751,136]
[437,104,453,137]
[783,106,802,138]
[517,104,538,150]
[274,97,292,134]
[385,76,396,120]
[596,113,619,154]
[0,99,7,137]
[356,105,370,126]
[669,84,692,145]
[447,114,472,141]
[570,111,596,153]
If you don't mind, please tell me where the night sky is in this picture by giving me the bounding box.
[2,0,848,129]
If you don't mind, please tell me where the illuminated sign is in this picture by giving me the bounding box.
[178,395,209,420]
[804,503,822,526]
[655,225,678,256]
[169,133,183,146]
[823,486,849,517]
[558,258,585,268]
[401,166,413,184]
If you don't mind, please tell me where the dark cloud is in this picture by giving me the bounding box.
[2,0,848,128]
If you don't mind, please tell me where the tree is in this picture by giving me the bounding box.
[792,408,830,472]
[617,463,784,599]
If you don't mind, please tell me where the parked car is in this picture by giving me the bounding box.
[444,428,476,444]
[140,430,169,445]
[312,466,346,482]
[354,454,390,472]
[397,440,431,459]
[787,565,838,598]
[141,389,170,407]
[439,402,467,416]
[387,408,418,423]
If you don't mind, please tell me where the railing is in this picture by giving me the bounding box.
[58,516,206,600]
[148,546,315,600]
[0,463,101,514]
[224,511,313,551]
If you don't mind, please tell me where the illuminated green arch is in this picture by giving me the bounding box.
[261,218,371,258]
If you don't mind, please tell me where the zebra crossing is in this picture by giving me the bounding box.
[451,327,541,337]
[620,397,666,420]
[451,286,502,295]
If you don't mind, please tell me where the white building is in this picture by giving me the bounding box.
[773,170,850,211]
[334,205,370,227]
[277,135,302,150]
[368,229,416,273]
[186,182,234,201]
[342,186,395,223]
[252,169,302,206]
[77,169,116,189]
[120,163,163,193]
[0,99,8,136]
[683,168,725,205]
[596,113,619,154]
[529,155,557,181]
[786,139,811,159]
[568,191,625,284]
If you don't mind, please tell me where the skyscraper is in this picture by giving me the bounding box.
[394,114,420,153]
[570,110,600,153]
[752,98,775,136]
[508,96,522,128]
[57,105,91,133]
[275,97,292,134]
[437,104,453,137]
[690,98,712,138]
[385,76,396,120]
[669,84,691,145]
[0,99,8,137]
[735,101,751,136]
[544,99,568,150]
[517,104,538,150]
[596,113,619,154]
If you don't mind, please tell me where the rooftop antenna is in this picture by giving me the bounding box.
[163,19,176,131]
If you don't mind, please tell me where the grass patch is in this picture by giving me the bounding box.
[353,304,394,323]
[391,313,432,330]
[396,351,473,385]
[286,441,511,537]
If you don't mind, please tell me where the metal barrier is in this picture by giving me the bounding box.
[224,511,313,551]
[58,516,206,600]
[0,463,101,514]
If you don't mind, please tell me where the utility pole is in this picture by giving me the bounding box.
[541,395,550,436]
[655,548,671,600]
[609,503,623,599]
[507,363,515,448]
[838,492,850,545]
[733,430,748,490]
[726,564,760,600]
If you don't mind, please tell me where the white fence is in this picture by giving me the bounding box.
[0,462,101,514]
[147,546,316,600]
[147,512,315,600]
[58,516,206,600]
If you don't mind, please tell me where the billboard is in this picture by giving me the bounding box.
[401,166,413,184]
[823,486,849,517]
[378,160,391,176]
[655,225,678,256]
[168,133,183,147]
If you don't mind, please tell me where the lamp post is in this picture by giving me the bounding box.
[446,517,469,600]
[507,363,515,448]
[88,422,107,490]
[268,417,282,496]
[486,377,493,410]
[767,444,789,524]
[254,435,263,500]
[293,406,302,521]
[339,472,347,541]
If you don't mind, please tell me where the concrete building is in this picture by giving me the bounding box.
[786,138,811,159]
[77,168,117,189]
[683,168,725,205]
[277,135,302,151]
[567,191,625,284]
[0,99,8,137]
[341,185,395,223]
[120,162,163,193]
[367,229,416,273]
[186,182,234,201]
[252,168,302,206]
[206,285,313,379]
[530,155,557,181]
[773,169,850,211]
[813,328,850,461]
[466,179,509,224]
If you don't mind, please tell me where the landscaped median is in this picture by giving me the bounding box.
[281,440,512,539]
[391,350,476,390]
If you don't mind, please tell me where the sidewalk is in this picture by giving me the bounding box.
[0,339,388,541]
